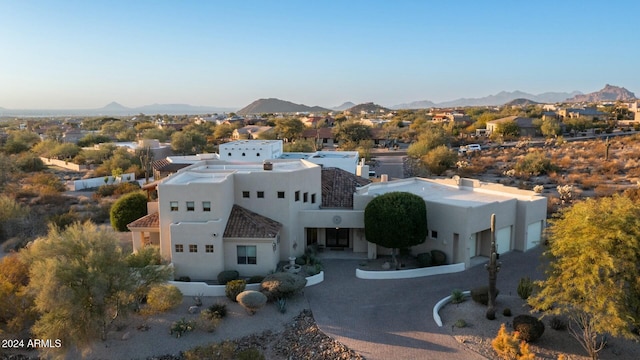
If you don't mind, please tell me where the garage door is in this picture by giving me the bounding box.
[496,227,511,254]
[526,221,542,250]
[468,233,477,257]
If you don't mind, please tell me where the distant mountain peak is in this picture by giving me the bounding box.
[102,101,128,110]
[237,98,330,115]
[333,101,356,111]
[566,84,636,103]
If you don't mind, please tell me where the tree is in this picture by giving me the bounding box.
[333,121,371,146]
[22,222,135,356]
[171,131,206,155]
[539,118,562,138]
[421,145,457,175]
[0,253,35,333]
[492,120,520,139]
[364,192,427,268]
[528,195,640,360]
[407,124,450,158]
[110,191,147,231]
[274,118,304,142]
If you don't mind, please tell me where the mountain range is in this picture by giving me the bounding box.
[391,90,584,109]
[0,102,235,117]
[236,98,330,115]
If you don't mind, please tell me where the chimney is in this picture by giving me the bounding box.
[380,174,388,182]
[263,161,273,171]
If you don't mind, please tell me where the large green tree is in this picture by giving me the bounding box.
[364,192,427,267]
[274,117,305,142]
[23,222,135,356]
[528,195,640,360]
[110,191,148,231]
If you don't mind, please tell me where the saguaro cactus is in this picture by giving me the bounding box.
[485,213,501,320]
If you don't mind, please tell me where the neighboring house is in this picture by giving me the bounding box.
[558,107,608,121]
[301,128,336,148]
[128,157,547,281]
[629,101,640,122]
[486,116,539,137]
[232,125,273,140]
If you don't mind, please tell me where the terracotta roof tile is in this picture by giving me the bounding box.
[224,205,282,238]
[127,212,159,229]
[321,167,371,208]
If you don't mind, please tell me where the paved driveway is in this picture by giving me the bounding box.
[305,247,545,360]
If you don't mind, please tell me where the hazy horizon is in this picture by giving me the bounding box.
[2,0,639,110]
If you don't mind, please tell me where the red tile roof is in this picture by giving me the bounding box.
[321,167,371,208]
[127,212,159,230]
[224,205,282,238]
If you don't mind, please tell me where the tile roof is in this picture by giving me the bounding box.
[127,212,159,229]
[152,159,190,173]
[321,167,371,208]
[224,205,282,238]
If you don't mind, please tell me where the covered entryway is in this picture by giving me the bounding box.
[326,228,349,248]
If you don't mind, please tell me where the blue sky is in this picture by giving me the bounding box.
[1,0,638,109]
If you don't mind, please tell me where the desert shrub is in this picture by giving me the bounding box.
[109,191,147,231]
[422,145,458,175]
[206,303,228,319]
[146,284,183,313]
[513,315,545,342]
[184,341,236,360]
[549,316,567,331]
[514,151,557,177]
[95,184,118,198]
[247,275,265,284]
[450,289,465,304]
[225,279,246,302]
[517,277,533,300]
[198,309,222,332]
[127,245,163,267]
[302,263,322,276]
[454,319,467,328]
[170,318,195,338]
[503,308,512,317]
[236,348,265,360]
[236,290,267,315]
[217,270,239,285]
[471,285,499,306]
[430,249,447,265]
[277,297,287,313]
[492,323,535,360]
[260,272,307,301]
[416,252,432,267]
[48,211,82,229]
[114,181,141,195]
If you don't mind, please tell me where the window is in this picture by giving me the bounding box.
[295,191,300,201]
[186,201,194,211]
[189,244,198,253]
[170,201,179,211]
[311,193,316,204]
[242,152,246,157]
[202,201,211,212]
[431,230,438,239]
[256,153,260,157]
[228,152,232,157]
[277,191,285,199]
[205,245,214,253]
[242,191,250,198]
[237,245,257,264]
[175,244,183,253]
[257,191,264,198]
[303,192,308,203]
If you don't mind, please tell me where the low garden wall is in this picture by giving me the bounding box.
[433,290,471,327]
[355,262,465,280]
[169,271,324,297]
[40,157,88,171]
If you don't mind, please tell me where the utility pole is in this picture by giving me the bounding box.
[485,213,501,320]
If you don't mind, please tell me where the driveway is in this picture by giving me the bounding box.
[305,247,545,360]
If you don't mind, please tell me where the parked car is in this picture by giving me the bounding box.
[458,143,482,154]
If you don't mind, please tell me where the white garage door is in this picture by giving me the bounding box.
[496,227,511,254]
[468,233,477,257]
[527,221,542,250]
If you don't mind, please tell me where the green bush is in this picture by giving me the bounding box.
[225,279,246,302]
[217,270,239,285]
[127,246,163,267]
[114,181,141,195]
[513,314,545,342]
[236,290,267,315]
[517,276,534,300]
[95,184,118,197]
[146,284,183,313]
[206,303,228,318]
[170,318,195,338]
[470,285,499,305]
[454,319,467,328]
[109,191,147,231]
[450,289,465,304]
[416,252,432,267]
[198,309,222,332]
[260,272,307,301]
[430,249,447,266]
[514,151,557,176]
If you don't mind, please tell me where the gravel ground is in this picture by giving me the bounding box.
[440,295,640,360]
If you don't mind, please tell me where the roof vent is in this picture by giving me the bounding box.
[263,161,273,171]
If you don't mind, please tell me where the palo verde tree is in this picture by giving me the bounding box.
[22,222,136,357]
[528,195,640,360]
[364,192,427,268]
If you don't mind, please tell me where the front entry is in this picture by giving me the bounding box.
[326,228,349,248]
